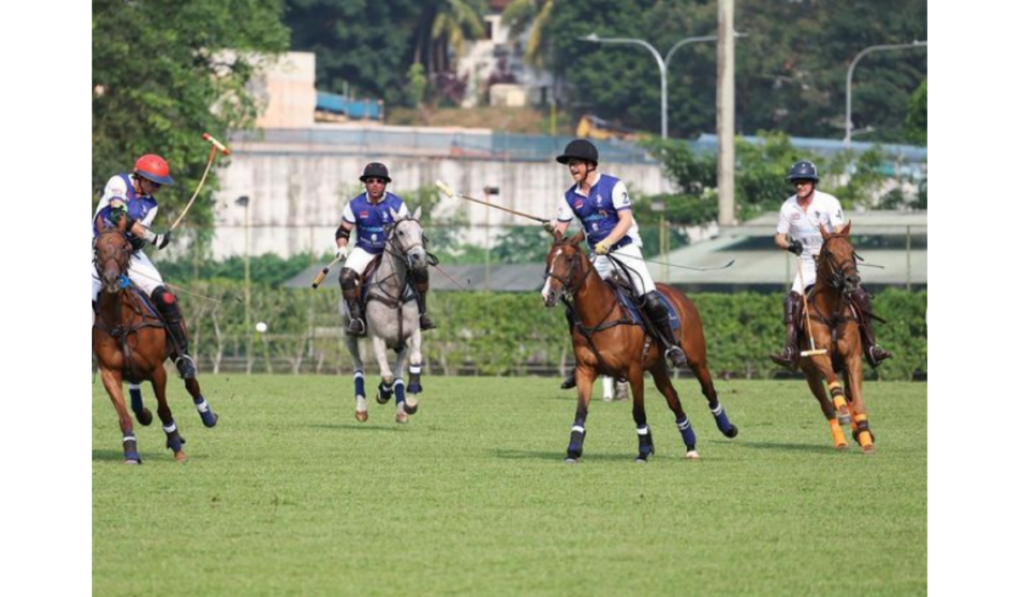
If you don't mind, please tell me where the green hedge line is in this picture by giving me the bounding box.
[176,283,926,380]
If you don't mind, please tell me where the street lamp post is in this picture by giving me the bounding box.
[579,33,723,139]
[845,40,927,146]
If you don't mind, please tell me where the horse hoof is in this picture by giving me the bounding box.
[200,412,218,428]
[395,410,409,424]
[564,458,580,465]
[405,398,419,415]
[834,442,849,451]
[355,410,368,422]
[684,450,700,460]
[174,451,187,463]
[724,425,739,439]
[861,444,876,455]
[136,409,153,426]
[634,457,649,464]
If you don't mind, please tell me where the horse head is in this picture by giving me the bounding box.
[94,225,132,295]
[542,230,588,308]
[818,220,861,294]
[387,206,429,273]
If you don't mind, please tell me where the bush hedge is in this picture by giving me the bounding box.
[176,283,926,380]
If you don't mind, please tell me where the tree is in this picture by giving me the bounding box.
[501,0,556,68]
[906,79,927,145]
[93,0,289,231]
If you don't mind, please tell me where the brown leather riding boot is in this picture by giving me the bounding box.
[770,291,802,370]
[851,288,892,368]
[414,287,436,331]
[340,269,366,337]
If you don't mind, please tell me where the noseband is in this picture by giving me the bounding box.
[545,244,592,296]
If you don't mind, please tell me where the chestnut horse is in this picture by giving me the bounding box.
[797,221,876,454]
[542,231,738,463]
[92,227,217,464]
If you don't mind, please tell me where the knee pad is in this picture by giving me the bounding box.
[339,268,359,291]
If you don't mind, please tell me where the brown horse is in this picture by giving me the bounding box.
[796,221,876,454]
[542,231,738,463]
[92,227,217,464]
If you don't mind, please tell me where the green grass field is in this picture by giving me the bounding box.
[93,375,926,597]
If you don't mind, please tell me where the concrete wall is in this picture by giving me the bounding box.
[212,148,675,258]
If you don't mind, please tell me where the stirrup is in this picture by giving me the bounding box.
[419,314,436,331]
[346,318,367,337]
[665,346,688,369]
[770,347,800,370]
[175,355,197,380]
[866,345,892,368]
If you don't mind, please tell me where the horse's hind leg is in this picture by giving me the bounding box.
[183,377,218,428]
[803,363,848,450]
[628,368,654,462]
[650,362,699,459]
[151,366,186,462]
[128,382,153,426]
[100,368,140,464]
[690,361,738,438]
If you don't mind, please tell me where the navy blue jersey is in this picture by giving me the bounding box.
[342,192,408,254]
[560,174,633,250]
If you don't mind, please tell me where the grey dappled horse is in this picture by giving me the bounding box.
[340,207,428,423]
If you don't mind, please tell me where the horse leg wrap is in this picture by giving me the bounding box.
[567,425,586,459]
[354,370,366,399]
[193,395,218,428]
[676,417,697,451]
[853,415,874,447]
[123,433,140,463]
[408,362,423,394]
[636,425,655,460]
[829,419,849,449]
[709,402,738,438]
[163,420,185,453]
[394,379,406,405]
[129,383,144,414]
[377,380,394,404]
[828,382,851,423]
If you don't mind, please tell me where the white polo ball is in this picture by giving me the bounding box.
[255,322,268,333]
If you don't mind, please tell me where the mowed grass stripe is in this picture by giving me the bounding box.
[94,376,926,597]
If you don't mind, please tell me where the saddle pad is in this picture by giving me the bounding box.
[611,286,681,332]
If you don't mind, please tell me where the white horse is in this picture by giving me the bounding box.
[340,207,428,424]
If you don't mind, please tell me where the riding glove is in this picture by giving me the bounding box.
[336,245,349,260]
[787,240,803,256]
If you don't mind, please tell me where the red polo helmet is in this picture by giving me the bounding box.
[134,154,175,186]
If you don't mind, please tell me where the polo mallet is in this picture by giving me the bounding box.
[797,256,827,358]
[435,180,548,223]
[312,255,344,289]
[170,133,231,231]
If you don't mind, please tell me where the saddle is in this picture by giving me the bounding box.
[357,253,416,310]
[603,273,682,337]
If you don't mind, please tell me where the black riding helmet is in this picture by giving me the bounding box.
[786,160,820,183]
[359,162,392,183]
[556,139,599,165]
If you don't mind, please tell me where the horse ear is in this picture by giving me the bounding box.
[840,220,852,236]
[553,230,563,242]
[819,224,830,239]
[412,206,422,220]
[570,230,586,246]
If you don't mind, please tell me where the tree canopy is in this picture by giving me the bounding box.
[93,0,290,230]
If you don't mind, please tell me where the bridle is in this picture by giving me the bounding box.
[93,229,132,288]
[818,234,859,292]
[545,242,594,297]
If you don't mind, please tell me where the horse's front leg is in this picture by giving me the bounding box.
[800,361,848,450]
[840,325,874,453]
[566,365,596,463]
[150,365,186,462]
[404,329,423,414]
[100,368,139,464]
[128,382,153,426]
[628,366,654,462]
[392,345,410,423]
[650,362,699,459]
[371,335,398,409]
[346,334,369,422]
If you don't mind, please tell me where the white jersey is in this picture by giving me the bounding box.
[94,174,159,229]
[776,190,845,294]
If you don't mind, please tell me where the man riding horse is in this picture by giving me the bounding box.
[334,163,434,337]
[92,153,198,380]
[548,139,687,390]
[770,160,892,369]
